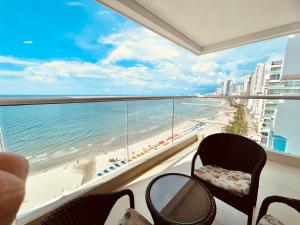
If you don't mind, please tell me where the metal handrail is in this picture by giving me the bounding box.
[0,95,300,106]
[0,96,195,106]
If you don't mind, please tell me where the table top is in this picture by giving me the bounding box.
[147,173,214,224]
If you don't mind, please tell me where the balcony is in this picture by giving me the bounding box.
[1,96,300,225]
[2,0,300,224]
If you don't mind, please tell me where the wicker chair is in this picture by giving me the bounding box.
[40,189,134,225]
[256,196,300,225]
[191,133,267,225]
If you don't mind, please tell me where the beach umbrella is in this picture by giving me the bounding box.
[131,152,137,159]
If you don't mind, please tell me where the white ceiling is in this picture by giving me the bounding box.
[97,0,300,55]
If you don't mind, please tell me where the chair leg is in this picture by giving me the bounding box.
[247,215,252,225]
[247,210,253,225]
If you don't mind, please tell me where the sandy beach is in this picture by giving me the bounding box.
[20,106,235,212]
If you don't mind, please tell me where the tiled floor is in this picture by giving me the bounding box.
[105,142,300,225]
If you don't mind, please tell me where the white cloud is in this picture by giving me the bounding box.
[0,56,36,65]
[66,2,84,7]
[192,61,218,73]
[0,26,287,94]
[98,10,111,16]
[23,40,33,45]
[0,57,158,87]
[98,26,279,88]
[99,28,180,64]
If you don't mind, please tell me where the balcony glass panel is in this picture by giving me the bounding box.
[173,98,228,137]
[219,98,300,157]
[0,102,127,212]
[267,100,300,155]
[1,96,299,220]
[127,99,173,162]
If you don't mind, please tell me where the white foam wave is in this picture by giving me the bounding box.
[35,153,47,158]
[138,129,148,134]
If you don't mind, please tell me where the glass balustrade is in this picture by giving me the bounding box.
[0,96,299,217]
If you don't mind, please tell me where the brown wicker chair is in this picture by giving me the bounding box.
[256,196,300,225]
[191,133,267,225]
[40,189,134,225]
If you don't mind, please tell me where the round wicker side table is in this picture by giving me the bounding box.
[146,173,216,225]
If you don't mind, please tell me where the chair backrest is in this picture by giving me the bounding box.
[40,190,134,225]
[198,133,266,174]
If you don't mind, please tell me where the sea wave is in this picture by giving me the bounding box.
[1,99,226,162]
[102,137,116,146]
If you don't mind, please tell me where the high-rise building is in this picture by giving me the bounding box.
[271,34,300,155]
[247,63,266,134]
[220,80,225,95]
[229,82,237,95]
[225,79,232,95]
[215,87,222,95]
[260,60,283,147]
[219,79,233,95]
[249,63,266,95]
[215,34,300,154]
[259,34,300,154]
[243,75,251,95]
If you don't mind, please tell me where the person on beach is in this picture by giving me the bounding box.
[0,153,29,225]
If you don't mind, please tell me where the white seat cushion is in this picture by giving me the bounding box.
[194,165,251,196]
[257,214,285,225]
[119,208,152,225]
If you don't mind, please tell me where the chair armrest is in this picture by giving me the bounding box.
[256,195,300,224]
[108,189,135,209]
[191,153,200,175]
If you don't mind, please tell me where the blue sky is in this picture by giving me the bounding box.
[0,0,288,95]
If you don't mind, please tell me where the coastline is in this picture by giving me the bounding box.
[20,106,234,212]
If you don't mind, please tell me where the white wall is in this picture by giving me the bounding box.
[282,34,300,76]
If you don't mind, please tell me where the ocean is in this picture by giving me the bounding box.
[0,97,226,171]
